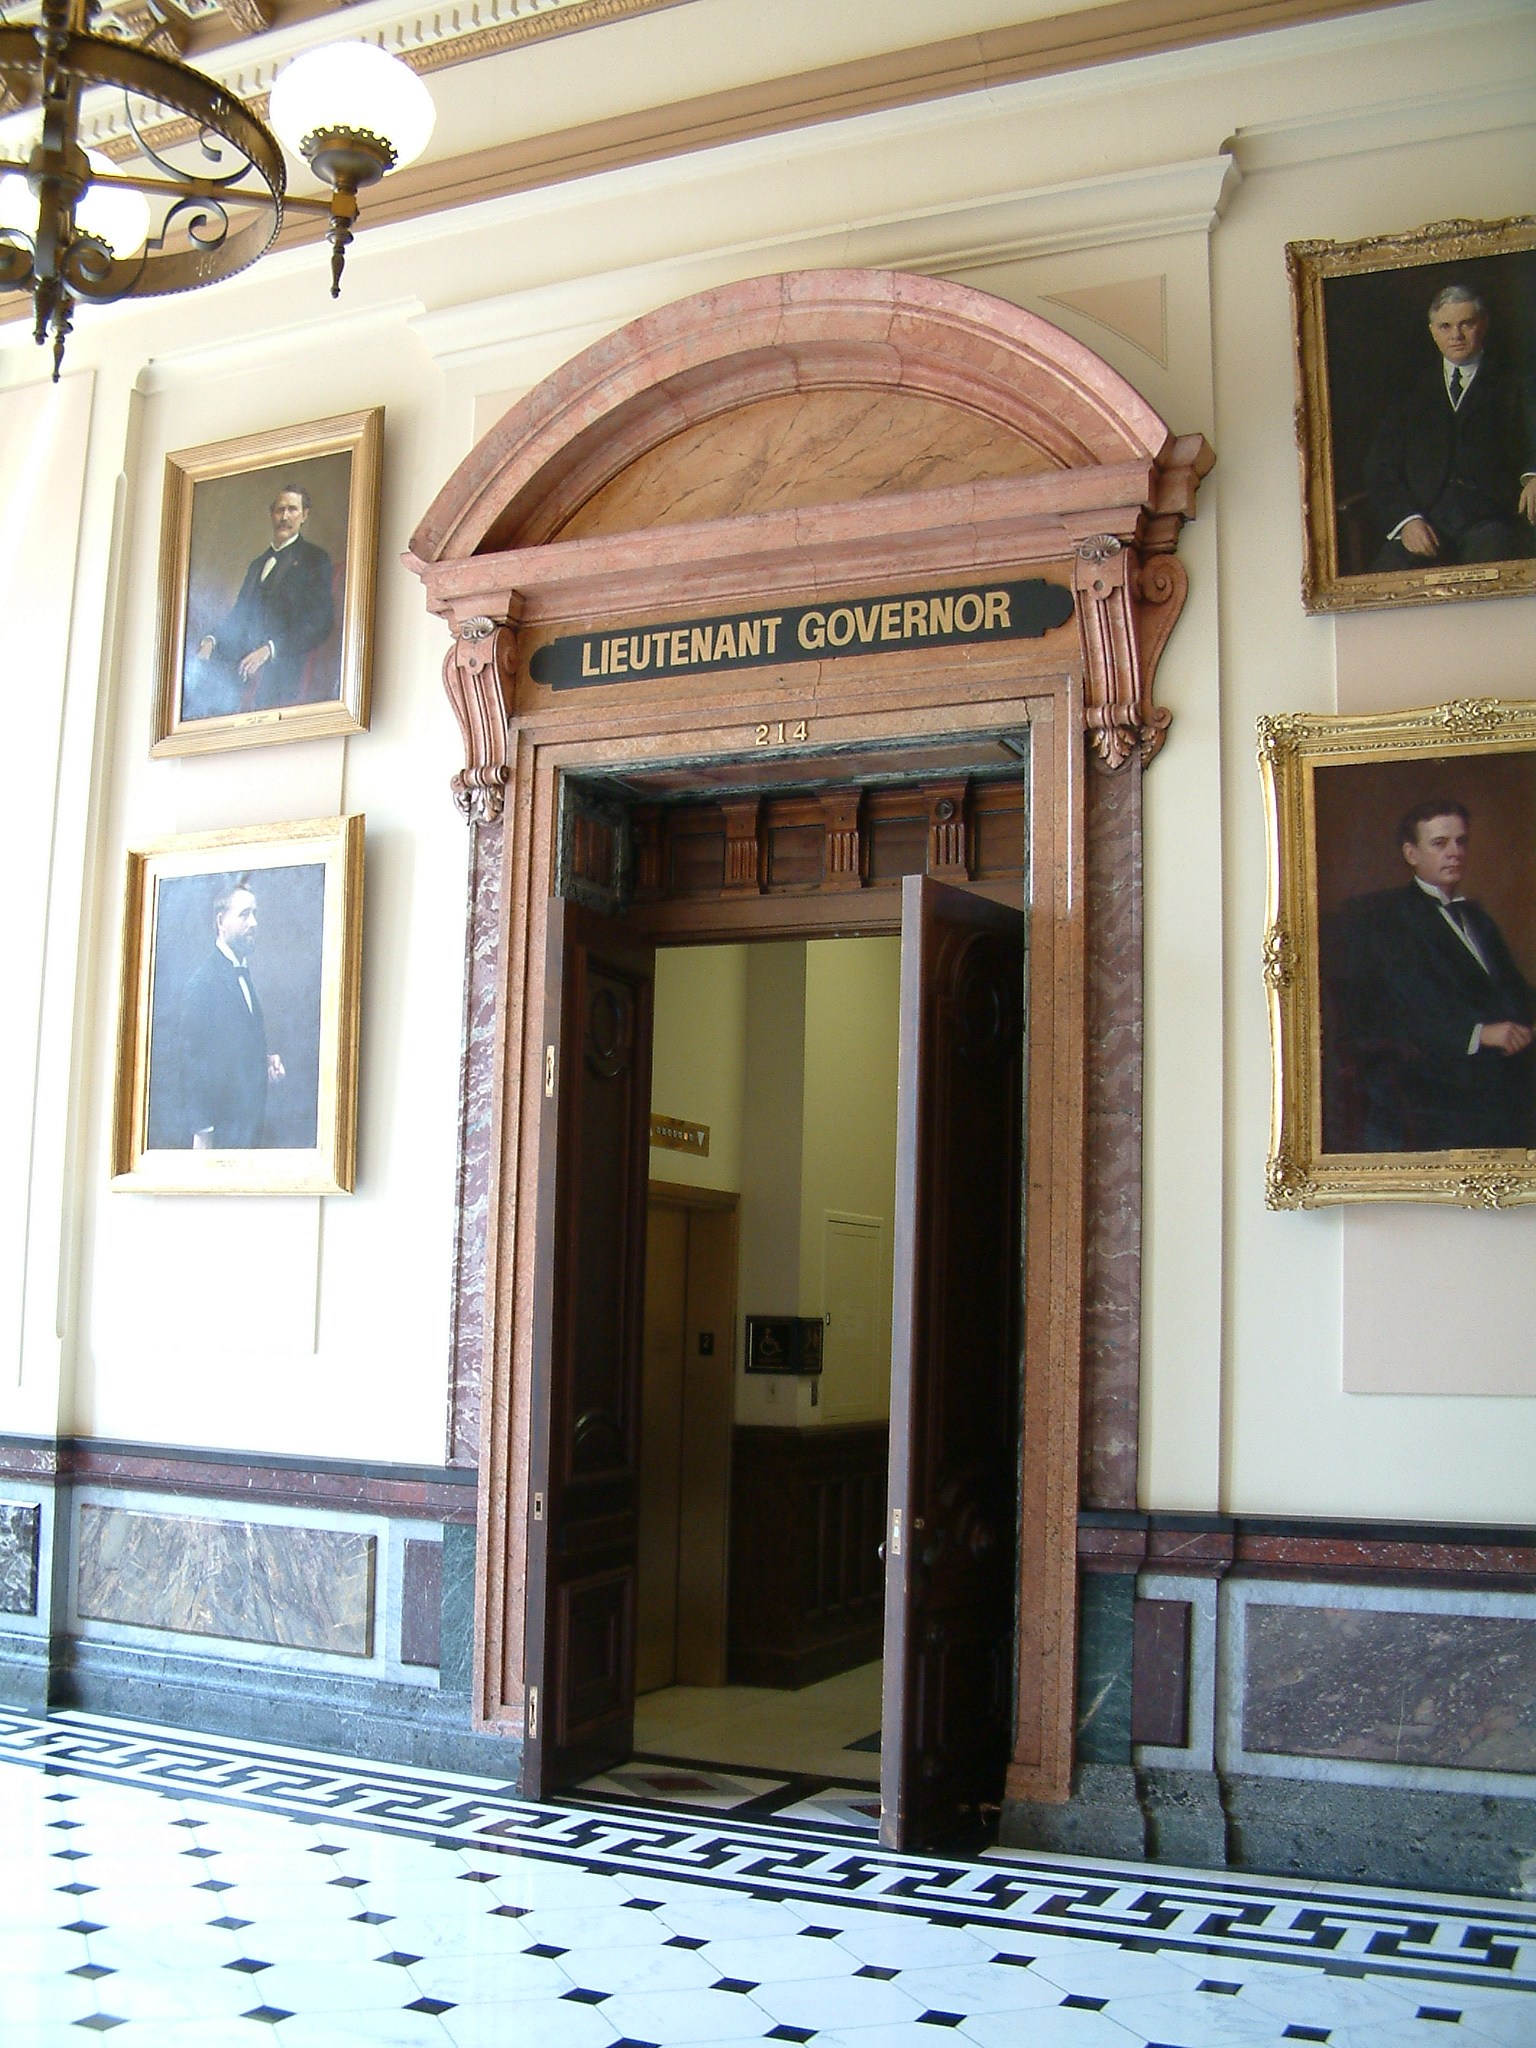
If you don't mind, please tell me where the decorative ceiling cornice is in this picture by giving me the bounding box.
[0,0,689,133]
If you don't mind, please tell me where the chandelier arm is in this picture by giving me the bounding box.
[0,24,286,250]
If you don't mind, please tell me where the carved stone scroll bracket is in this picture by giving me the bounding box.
[442,612,521,822]
[1074,536,1166,772]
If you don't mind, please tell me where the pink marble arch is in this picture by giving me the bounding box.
[409,269,1178,561]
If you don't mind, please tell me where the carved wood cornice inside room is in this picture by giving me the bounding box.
[20,0,1418,251]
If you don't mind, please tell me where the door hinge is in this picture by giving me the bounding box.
[532,1491,545,1522]
[544,1045,556,1097]
[528,1686,538,1739]
[890,1508,903,1558]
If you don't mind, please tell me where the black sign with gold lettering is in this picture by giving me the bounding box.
[529,577,1074,690]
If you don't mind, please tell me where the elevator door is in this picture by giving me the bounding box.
[523,897,656,1791]
[882,875,1025,1850]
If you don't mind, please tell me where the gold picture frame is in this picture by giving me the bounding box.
[113,816,364,1194]
[151,409,383,755]
[1260,699,1536,1209]
[1287,215,1536,613]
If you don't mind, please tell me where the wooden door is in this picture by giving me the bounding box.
[523,898,655,1794]
[637,1202,688,1695]
[882,875,1025,1849]
[637,1189,737,1694]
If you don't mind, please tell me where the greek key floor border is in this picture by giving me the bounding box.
[1,1709,1532,2002]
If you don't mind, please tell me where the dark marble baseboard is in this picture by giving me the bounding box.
[54,1637,523,1782]
[1002,1763,1536,1899]
[0,1628,51,1713]
[1080,1510,1536,1586]
[0,1434,477,1522]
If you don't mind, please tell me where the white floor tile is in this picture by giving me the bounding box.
[1026,1945,1209,1998]
[1092,1985,1302,2045]
[407,1948,576,2004]
[551,1940,722,1995]
[698,1931,863,1983]
[251,1956,444,2013]
[74,1961,275,2022]
[85,1921,244,1972]
[274,2011,460,2048]
[511,1904,673,1950]
[0,1969,98,2024]
[749,1970,923,2028]
[959,2006,1144,2046]
[0,1928,92,1977]
[654,1895,809,1942]
[598,1984,776,2041]
[830,1917,993,1970]
[0,2024,110,2048]
[437,1993,619,2048]
[3,1715,1535,2048]
[890,1959,1078,2015]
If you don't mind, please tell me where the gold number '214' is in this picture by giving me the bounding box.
[754,720,809,746]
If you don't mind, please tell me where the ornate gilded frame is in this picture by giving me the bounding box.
[1260,698,1536,1209]
[151,410,382,755]
[112,815,365,1194]
[1287,215,1536,613]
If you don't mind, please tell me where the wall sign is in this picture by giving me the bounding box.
[650,1114,709,1156]
[530,577,1074,690]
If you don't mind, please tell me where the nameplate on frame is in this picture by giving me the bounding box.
[529,578,1075,690]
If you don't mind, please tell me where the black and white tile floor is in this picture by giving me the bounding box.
[1,1711,1533,2048]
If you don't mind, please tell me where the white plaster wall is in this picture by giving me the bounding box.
[0,373,95,1436]
[1209,97,1536,1521]
[1,0,1531,1512]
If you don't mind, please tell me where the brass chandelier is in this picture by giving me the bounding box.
[0,0,436,376]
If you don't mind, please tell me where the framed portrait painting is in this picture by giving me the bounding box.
[1260,699,1536,1209]
[112,815,364,1194]
[1287,214,1536,613]
[151,410,382,755]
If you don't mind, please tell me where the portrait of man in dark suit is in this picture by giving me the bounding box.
[1324,799,1536,1152]
[1363,284,1536,572]
[144,863,325,1154]
[177,877,287,1149]
[1298,230,1536,603]
[190,484,335,719]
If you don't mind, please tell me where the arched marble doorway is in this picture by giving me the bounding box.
[408,268,1210,1844]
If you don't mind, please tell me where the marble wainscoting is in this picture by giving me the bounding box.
[1230,1580,1536,1780]
[76,1501,377,1656]
[0,1499,40,1614]
[1005,1516,1536,1896]
[0,1476,57,1712]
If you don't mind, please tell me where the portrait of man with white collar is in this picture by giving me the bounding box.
[1362,281,1536,573]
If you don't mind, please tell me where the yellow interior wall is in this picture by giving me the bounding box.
[797,938,901,1425]
[649,937,900,1427]
[648,945,748,1194]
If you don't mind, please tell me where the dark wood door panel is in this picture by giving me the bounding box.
[527,897,655,1794]
[554,1569,635,1765]
[883,875,1024,1849]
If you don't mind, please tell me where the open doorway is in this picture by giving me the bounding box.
[621,936,900,1820]
[528,761,1033,1848]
